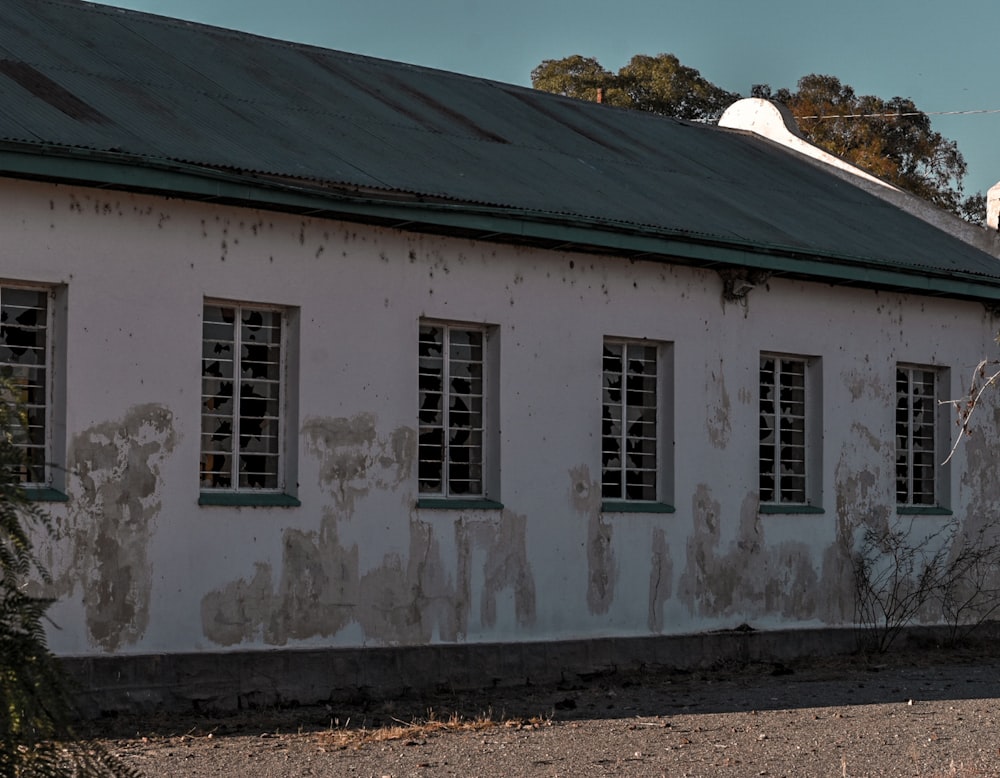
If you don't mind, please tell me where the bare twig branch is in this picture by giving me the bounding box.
[940,359,1000,464]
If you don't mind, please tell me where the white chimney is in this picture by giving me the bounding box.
[988,182,1000,231]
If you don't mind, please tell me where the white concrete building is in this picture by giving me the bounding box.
[2,0,1000,707]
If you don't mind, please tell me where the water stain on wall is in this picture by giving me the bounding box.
[58,405,176,651]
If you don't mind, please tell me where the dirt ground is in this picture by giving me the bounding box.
[85,647,1000,777]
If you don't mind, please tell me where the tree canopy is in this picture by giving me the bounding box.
[531,53,737,123]
[755,76,972,217]
[531,55,982,222]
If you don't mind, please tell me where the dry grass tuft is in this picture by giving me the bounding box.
[316,708,551,750]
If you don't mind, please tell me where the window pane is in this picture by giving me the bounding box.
[602,340,657,501]
[419,323,486,497]
[896,366,937,506]
[201,304,283,491]
[760,356,807,504]
[0,287,48,484]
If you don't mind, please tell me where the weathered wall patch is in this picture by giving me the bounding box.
[58,405,176,651]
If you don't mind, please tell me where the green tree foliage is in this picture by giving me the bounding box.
[959,193,987,226]
[760,75,975,217]
[529,55,616,104]
[531,53,737,123]
[616,54,738,121]
[0,382,139,777]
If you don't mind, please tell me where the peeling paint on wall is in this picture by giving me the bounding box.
[816,422,890,623]
[303,414,415,512]
[201,512,463,645]
[202,508,536,646]
[58,405,176,651]
[569,465,617,614]
[958,399,1000,535]
[833,423,887,534]
[842,364,891,403]
[647,527,672,631]
[678,486,820,622]
[198,562,278,646]
[706,361,731,449]
[678,484,723,613]
[203,414,534,646]
[940,423,1000,614]
[457,510,537,630]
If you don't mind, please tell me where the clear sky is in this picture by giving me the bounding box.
[94,0,999,199]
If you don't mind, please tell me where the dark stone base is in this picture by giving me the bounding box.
[59,624,987,717]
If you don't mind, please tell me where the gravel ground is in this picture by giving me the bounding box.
[85,648,1000,777]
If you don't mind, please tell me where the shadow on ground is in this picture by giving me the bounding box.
[80,647,1000,743]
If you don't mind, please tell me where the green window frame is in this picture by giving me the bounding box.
[200,302,290,497]
[0,285,51,487]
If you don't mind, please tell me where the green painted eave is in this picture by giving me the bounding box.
[5,144,1000,303]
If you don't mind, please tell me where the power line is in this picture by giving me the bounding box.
[799,108,1000,120]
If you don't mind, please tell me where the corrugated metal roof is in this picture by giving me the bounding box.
[1,0,999,291]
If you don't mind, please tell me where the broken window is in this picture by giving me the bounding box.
[759,355,809,505]
[0,286,49,485]
[201,303,285,492]
[602,340,658,502]
[896,365,937,506]
[418,322,487,497]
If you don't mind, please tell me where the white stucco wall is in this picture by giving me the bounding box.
[3,175,999,657]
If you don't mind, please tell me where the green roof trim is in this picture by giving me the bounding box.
[3,0,999,307]
[4,143,1000,302]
